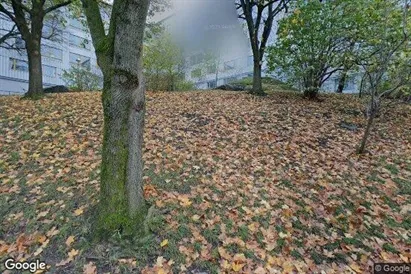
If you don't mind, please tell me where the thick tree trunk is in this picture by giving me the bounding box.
[26,45,43,97]
[24,11,44,98]
[252,60,265,96]
[97,0,150,235]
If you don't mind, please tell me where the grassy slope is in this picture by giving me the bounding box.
[0,91,410,273]
[229,77,299,93]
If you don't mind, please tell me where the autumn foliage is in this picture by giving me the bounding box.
[0,91,410,273]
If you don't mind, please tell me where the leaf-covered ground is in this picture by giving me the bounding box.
[0,91,410,274]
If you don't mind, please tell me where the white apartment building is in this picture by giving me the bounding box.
[0,10,102,95]
[159,0,358,92]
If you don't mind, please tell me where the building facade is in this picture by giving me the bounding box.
[161,0,359,93]
[0,10,102,95]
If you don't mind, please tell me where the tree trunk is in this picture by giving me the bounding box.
[252,60,265,96]
[359,73,366,98]
[26,45,43,98]
[357,111,374,154]
[25,12,44,98]
[303,87,319,99]
[97,0,150,235]
[358,91,378,154]
[303,76,320,99]
[336,69,348,93]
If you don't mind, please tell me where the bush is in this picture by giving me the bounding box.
[62,66,102,92]
[175,80,196,91]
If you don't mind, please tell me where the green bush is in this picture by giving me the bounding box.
[62,66,102,92]
[175,80,196,91]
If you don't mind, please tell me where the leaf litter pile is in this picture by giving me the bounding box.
[0,91,410,273]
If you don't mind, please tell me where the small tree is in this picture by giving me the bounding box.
[143,32,185,91]
[356,0,410,153]
[266,0,360,99]
[62,65,102,91]
[236,0,291,96]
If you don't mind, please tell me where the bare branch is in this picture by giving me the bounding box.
[0,3,16,22]
[44,1,72,14]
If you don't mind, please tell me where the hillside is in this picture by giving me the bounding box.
[0,91,410,273]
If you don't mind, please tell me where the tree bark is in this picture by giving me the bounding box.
[26,41,43,97]
[357,111,374,154]
[1,0,70,98]
[252,60,264,95]
[336,69,348,93]
[97,0,150,234]
[358,91,378,154]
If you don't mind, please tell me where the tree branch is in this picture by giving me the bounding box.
[11,0,31,14]
[44,1,72,14]
[0,3,16,22]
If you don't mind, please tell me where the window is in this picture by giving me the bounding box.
[69,52,91,69]
[15,37,25,49]
[224,60,235,71]
[9,58,28,72]
[191,68,202,78]
[43,25,63,42]
[70,17,85,29]
[69,34,90,50]
[43,65,57,77]
[190,53,204,66]
[247,55,253,66]
[207,80,217,89]
[42,45,63,60]
[224,77,237,84]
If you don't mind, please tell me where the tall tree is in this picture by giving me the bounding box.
[0,0,72,98]
[81,0,150,235]
[236,0,290,96]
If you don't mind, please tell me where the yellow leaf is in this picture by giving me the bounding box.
[232,261,245,272]
[192,214,201,221]
[37,211,49,218]
[68,248,79,259]
[160,239,169,247]
[46,226,59,237]
[349,263,362,273]
[157,269,166,274]
[279,232,289,238]
[180,197,192,207]
[65,236,75,247]
[74,208,84,216]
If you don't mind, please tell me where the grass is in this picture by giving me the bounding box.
[0,90,410,273]
[229,76,299,92]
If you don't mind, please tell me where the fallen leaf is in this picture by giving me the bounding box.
[65,236,75,247]
[83,262,97,274]
[160,239,168,247]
